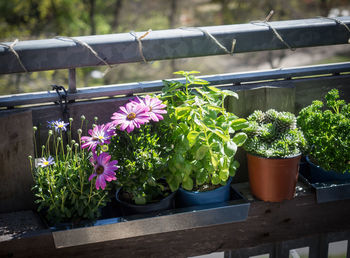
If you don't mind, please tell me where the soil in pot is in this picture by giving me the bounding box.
[247,153,301,202]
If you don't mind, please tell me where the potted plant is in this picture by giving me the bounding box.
[297,89,350,183]
[243,109,306,202]
[29,116,118,226]
[105,95,175,215]
[159,71,248,207]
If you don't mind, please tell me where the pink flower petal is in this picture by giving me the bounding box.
[89,173,97,182]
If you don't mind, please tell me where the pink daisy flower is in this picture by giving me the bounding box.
[110,102,150,133]
[131,95,167,122]
[81,124,115,152]
[89,152,118,190]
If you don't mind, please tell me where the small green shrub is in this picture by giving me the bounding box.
[297,89,350,173]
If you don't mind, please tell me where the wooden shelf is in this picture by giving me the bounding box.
[1,182,350,257]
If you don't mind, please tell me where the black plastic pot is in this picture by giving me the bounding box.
[115,188,176,215]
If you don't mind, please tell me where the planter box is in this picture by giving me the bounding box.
[299,158,350,203]
[43,185,250,248]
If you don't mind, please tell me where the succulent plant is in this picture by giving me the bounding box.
[243,109,306,158]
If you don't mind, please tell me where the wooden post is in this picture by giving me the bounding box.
[0,110,34,212]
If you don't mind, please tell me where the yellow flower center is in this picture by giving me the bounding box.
[127,112,136,120]
[96,165,104,175]
[43,161,49,166]
[98,135,104,140]
[58,124,64,128]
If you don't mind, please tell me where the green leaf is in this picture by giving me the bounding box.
[224,140,237,156]
[207,86,221,92]
[179,122,190,134]
[174,154,185,170]
[222,90,239,99]
[211,173,221,185]
[194,78,209,85]
[207,105,225,112]
[211,154,218,170]
[196,170,208,185]
[195,145,209,160]
[210,141,222,152]
[229,160,240,177]
[167,175,180,192]
[231,118,249,130]
[174,70,200,75]
[187,131,200,147]
[175,106,191,119]
[134,196,147,205]
[182,177,193,191]
[219,169,229,181]
[213,129,230,142]
[183,162,192,176]
[232,132,248,146]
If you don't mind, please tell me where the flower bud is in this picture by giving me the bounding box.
[101,145,109,152]
[33,126,38,131]
[92,123,97,128]
[69,117,74,122]
[48,130,53,135]
[28,155,33,160]
[94,116,98,122]
[41,145,45,149]
[81,115,86,121]
[71,140,76,145]
[77,129,82,135]
[74,143,79,148]
[57,137,61,142]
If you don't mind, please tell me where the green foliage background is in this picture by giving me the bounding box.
[1,0,349,95]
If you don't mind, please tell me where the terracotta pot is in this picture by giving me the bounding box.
[247,153,301,202]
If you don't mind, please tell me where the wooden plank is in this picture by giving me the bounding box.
[31,97,130,147]
[226,81,296,118]
[294,74,350,113]
[0,109,34,212]
[1,186,350,258]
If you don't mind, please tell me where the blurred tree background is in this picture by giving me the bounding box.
[0,0,349,95]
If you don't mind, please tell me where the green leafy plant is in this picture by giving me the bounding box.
[29,117,115,225]
[109,124,172,205]
[159,71,248,192]
[243,109,306,158]
[297,89,350,173]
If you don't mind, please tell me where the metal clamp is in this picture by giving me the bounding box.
[52,84,70,120]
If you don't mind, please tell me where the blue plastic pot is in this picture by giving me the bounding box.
[115,188,176,215]
[306,156,350,183]
[177,177,233,207]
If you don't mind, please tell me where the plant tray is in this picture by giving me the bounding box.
[46,185,250,248]
[299,162,350,203]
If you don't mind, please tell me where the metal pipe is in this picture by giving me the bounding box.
[1,62,349,108]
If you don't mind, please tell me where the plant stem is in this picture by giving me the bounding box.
[60,131,65,157]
